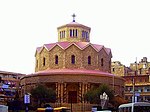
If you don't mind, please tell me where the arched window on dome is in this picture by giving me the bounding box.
[55,55,58,64]
[63,31,65,38]
[71,55,75,64]
[43,57,46,66]
[76,29,78,37]
[82,30,84,38]
[101,58,104,66]
[73,29,75,37]
[60,31,61,38]
[60,31,65,38]
[88,56,91,65]
[86,32,89,39]
[70,29,72,37]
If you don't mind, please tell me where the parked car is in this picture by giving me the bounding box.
[96,110,112,112]
[0,105,8,112]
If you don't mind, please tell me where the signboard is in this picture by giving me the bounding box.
[24,94,30,104]
[2,84,9,89]
[92,107,97,112]
[135,92,140,97]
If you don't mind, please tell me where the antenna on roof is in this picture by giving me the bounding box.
[72,13,76,22]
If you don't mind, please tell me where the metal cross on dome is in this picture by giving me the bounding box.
[72,13,76,22]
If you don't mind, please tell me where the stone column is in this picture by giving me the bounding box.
[79,82,82,103]
[84,83,88,103]
[56,83,59,103]
[63,83,67,103]
[82,83,85,103]
[57,83,64,104]
[60,83,64,103]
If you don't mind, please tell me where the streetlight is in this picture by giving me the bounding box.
[100,92,109,110]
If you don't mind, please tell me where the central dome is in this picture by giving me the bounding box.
[57,20,91,42]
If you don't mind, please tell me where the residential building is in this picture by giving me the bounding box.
[112,57,150,102]
[0,70,25,105]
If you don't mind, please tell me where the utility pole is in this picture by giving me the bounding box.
[132,77,135,103]
[133,57,137,103]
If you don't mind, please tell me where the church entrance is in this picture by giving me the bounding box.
[68,91,77,103]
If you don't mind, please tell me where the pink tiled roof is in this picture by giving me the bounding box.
[44,43,56,50]
[56,42,71,49]
[105,47,111,54]
[57,21,91,31]
[36,47,42,52]
[91,44,104,52]
[36,42,112,56]
[29,68,115,77]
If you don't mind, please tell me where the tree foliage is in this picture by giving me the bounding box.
[84,84,114,104]
[31,84,56,106]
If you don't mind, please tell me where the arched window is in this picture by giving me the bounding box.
[55,55,58,64]
[112,68,115,72]
[63,31,65,38]
[88,56,91,65]
[76,29,78,37]
[82,31,85,38]
[60,31,61,38]
[70,29,72,37]
[86,32,88,39]
[43,57,46,66]
[73,29,75,37]
[71,55,75,64]
[101,58,103,66]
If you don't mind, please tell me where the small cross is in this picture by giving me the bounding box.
[72,13,76,22]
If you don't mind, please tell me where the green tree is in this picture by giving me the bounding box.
[84,84,114,104]
[31,84,56,107]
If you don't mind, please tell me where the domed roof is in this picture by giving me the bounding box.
[28,68,115,76]
[57,21,91,31]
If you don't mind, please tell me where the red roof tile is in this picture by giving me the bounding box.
[29,68,115,77]
[57,21,91,31]
[36,47,42,52]
[56,42,71,49]
[44,43,56,50]
[36,42,112,56]
[74,42,89,49]
[91,44,104,52]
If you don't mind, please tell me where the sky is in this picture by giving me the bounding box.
[0,0,150,74]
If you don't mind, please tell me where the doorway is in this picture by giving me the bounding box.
[68,91,77,103]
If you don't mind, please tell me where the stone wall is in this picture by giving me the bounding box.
[35,44,111,72]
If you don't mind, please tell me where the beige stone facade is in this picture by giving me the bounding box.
[20,18,125,111]
[35,44,112,73]
[112,57,150,102]
[111,61,127,76]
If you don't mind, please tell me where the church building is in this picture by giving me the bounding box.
[20,15,125,110]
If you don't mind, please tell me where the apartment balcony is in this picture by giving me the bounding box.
[125,82,150,86]
[125,91,150,96]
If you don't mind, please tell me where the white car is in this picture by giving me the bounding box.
[0,105,8,112]
[96,110,112,112]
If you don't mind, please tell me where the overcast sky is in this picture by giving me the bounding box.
[0,0,150,74]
